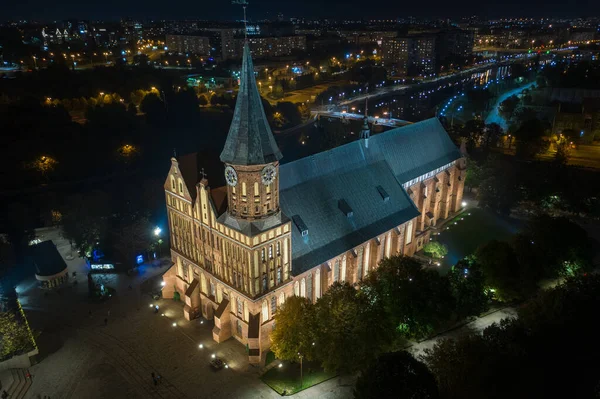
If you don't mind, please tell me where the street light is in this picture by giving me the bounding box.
[154,227,161,236]
[298,353,304,389]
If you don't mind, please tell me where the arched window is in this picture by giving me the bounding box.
[300,278,306,297]
[276,242,281,256]
[333,259,340,282]
[242,182,247,196]
[200,273,207,294]
[268,245,273,259]
[254,182,259,196]
[315,269,321,299]
[356,247,364,281]
[294,281,299,296]
[271,296,277,314]
[279,292,285,306]
[341,255,347,282]
[261,248,265,262]
[262,300,268,322]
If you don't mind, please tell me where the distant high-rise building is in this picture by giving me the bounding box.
[382,29,473,77]
[166,34,211,56]
[382,34,436,77]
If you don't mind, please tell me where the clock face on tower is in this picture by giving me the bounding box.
[261,164,277,185]
[225,166,238,187]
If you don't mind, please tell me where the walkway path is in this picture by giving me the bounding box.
[485,81,536,130]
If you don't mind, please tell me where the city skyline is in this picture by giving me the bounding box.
[4,0,600,22]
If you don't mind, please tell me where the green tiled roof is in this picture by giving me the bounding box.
[279,117,461,275]
[220,43,282,166]
[280,161,420,275]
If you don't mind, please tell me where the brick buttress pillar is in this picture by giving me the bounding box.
[212,298,232,343]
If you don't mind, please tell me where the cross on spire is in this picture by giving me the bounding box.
[232,0,249,40]
[200,168,207,180]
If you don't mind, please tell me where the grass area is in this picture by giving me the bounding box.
[432,207,523,274]
[261,360,336,396]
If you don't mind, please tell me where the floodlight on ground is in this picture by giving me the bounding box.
[172,322,177,327]
[154,227,162,236]
[211,354,216,359]
[160,281,166,286]
[199,344,204,349]
[278,363,283,368]
[462,201,467,207]
[150,304,154,308]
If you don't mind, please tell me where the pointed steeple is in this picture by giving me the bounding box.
[360,97,370,147]
[220,43,282,166]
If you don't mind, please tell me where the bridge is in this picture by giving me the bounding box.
[311,111,412,128]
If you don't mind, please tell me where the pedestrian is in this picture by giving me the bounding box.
[156,373,162,385]
[104,318,108,326]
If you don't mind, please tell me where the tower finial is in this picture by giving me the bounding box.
[173,148,177,158]
[232,0,249,40]
[361,96,370,147]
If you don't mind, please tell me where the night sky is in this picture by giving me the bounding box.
[4,0,600,21]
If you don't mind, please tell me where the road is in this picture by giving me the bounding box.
[336,56,535,108]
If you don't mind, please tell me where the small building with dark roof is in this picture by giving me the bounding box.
[31,240,69,289]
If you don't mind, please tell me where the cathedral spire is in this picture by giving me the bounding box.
[360,97,370,147]
[219,43,282,166]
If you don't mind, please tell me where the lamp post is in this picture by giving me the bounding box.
[298,352,303,390]
[154,227,162,258]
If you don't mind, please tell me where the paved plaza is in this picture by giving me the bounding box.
[17,228,354,399]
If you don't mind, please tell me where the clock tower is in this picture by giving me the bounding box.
[220,43,283,221]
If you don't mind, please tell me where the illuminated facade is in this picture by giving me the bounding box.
[161,43,465,365]
[166,34,211,56]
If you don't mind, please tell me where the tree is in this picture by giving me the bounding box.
[475,240,530,301]
[447,257,489,318]
[198,94,208,106]
[354,351,439,399]
[363,256,454,340]
[0,311,34,358]
[140,92,166,125]
[421,319,534,399]
[275,102,302,127]
[512,215,592,280]
[270,296,316,362]
[514,118,548,159]
[313,282,393,373]
[476,162,519,215]
[423,242,448,259]
[460,120,485,151]
[108,216,156,266]
[60,191,111,255]
[483,123,503,150]
[499,95,519,120]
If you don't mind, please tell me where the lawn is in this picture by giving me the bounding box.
[261,360,336,396]
[432,207,523,274]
